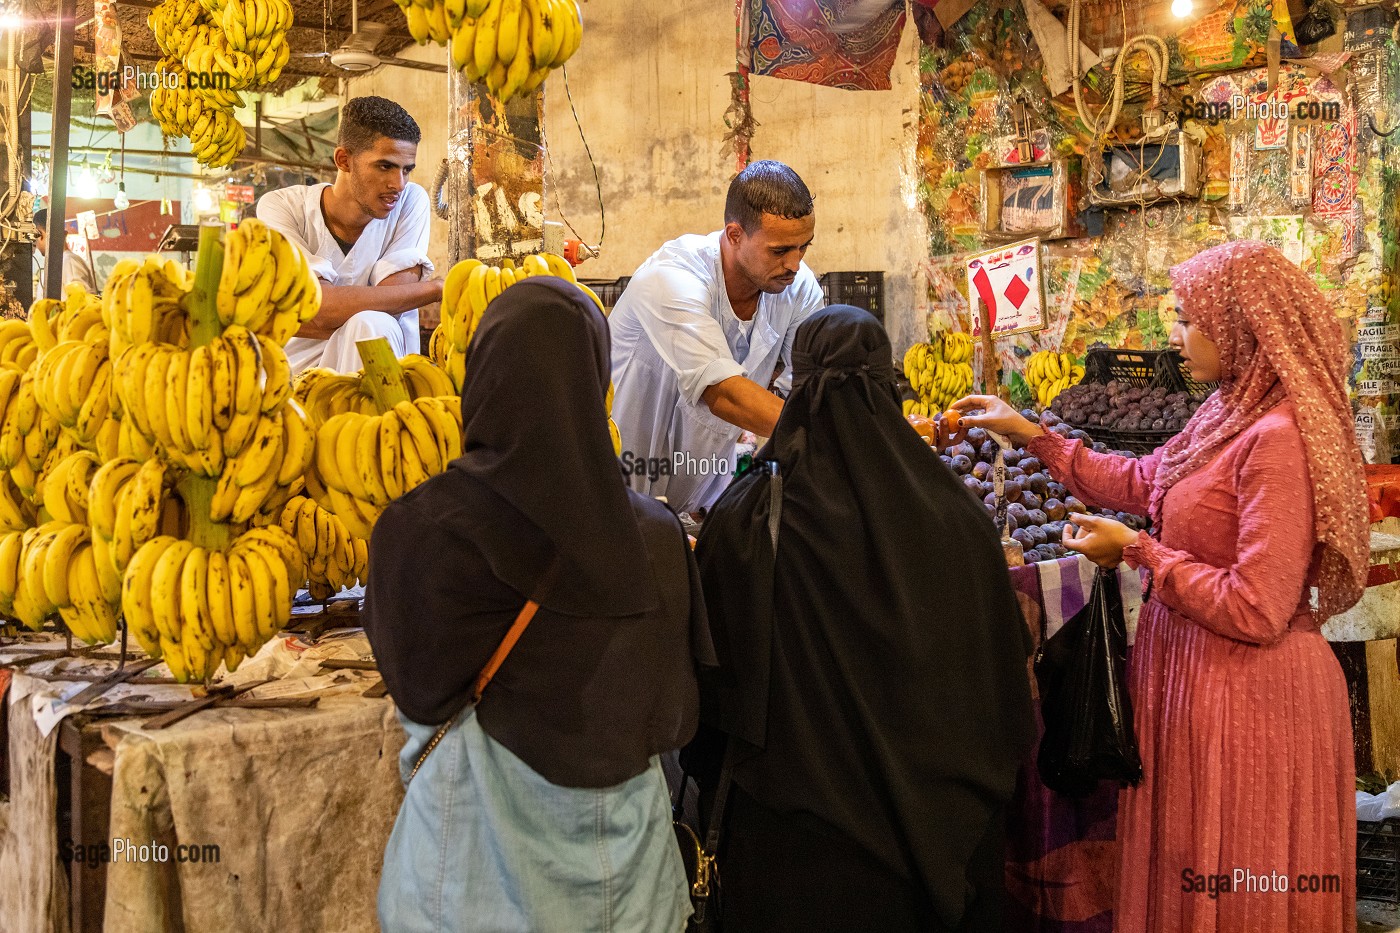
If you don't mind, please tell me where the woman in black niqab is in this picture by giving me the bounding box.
[366,278,710,933]
[695,305,1035,932]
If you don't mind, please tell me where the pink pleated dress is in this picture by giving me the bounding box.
[1028,402,1356,933]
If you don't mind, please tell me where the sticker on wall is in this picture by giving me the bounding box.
[1289,123,1313,206]
[1229,132,1250,208]
[965,238,1045,338]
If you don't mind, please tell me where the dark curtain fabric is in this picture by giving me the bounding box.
[696,305,1035,928]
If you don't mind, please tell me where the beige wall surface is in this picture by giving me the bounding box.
[542,0,928,351]
[353,0,928,350]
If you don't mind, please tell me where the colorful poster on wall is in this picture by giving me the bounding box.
[743,0,907,91]
[966,238,1045,338]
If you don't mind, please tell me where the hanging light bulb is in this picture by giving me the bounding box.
[71,162,99,199]
[192,184,215,213]
[1172,0,1193,17]
[113,181,130,211]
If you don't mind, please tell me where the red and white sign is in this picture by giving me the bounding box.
[223,184,255,204]
[965,238,1045,338]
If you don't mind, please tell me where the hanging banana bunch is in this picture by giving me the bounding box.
[901,336,975,416]
[395,0,583,103]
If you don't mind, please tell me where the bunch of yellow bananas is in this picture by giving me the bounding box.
[219,0,293,82]
[295,355,455,427]
[429,252,596,391]
[7,521,118,643]
[306,397,464,539]
[941,330,973,365]
[32,334,113,450]
[121,526,303,683]
[29,288,121,456]
[270,495,368,602]
[148,60,202,138]
[188,106,247,169]
[112,328,292,474]
[1025,351,1084,410]
[87,458,172,587]
[183,27,254,107]
[148,0,207,61]
[401,0,582,102]
[0,320,40,373]
[216,219,323,343]
[102,256,195,359]
[902,341,974,412]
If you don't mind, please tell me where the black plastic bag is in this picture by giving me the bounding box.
[1034,567,1143,797]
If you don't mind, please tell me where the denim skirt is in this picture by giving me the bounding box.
[378,709,692,933]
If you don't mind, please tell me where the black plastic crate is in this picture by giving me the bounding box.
[820,271,884,324]
[579,277,631,310]
[1094,426,1178,457]
[1359,819,1400,903]
[1154,349,1218,399]
[1081,347,1159,387]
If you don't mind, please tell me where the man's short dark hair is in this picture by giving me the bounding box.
[724,160,814,233]
[32,208,47,230]
[338,97,421,154]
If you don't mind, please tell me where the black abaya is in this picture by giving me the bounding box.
[695,305,1035,930]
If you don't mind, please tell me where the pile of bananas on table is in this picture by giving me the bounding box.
[902,331,975,417]
[1025,351,1084,410]
[0,221,323,682]
[394,0,583,102]
[147,0,293,168]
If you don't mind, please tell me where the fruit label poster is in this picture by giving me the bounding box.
[965,238,1045,338]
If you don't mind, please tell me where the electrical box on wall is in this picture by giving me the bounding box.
[1084,130,1203,209]
[978,160,1085,242]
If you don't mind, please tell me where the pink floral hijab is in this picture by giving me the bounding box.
[1161,240,1369,619]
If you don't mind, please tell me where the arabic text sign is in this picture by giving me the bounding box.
[965,238,1045,338]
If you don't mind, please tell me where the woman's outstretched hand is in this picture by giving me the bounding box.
[949,395,1045,448]
[1062,513,1139,568]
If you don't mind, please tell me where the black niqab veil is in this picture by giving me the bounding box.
[696,305,1035,927]
[451,277,658,617]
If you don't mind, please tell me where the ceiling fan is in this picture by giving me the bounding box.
[294,0,446,74]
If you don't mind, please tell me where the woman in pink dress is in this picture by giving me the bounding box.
[954,240,1370,933]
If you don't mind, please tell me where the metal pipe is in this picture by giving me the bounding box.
[32,144,331,174]
[44,0,78,301]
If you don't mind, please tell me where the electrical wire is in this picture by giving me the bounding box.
[559,63,603,255]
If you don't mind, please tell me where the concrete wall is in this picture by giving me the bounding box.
[541,0,928,350]
[353,0,928,349]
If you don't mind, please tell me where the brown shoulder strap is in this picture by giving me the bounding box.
[407,594,543,784]
[471,598,542,703]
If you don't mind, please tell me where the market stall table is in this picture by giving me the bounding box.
[0,633,406,933]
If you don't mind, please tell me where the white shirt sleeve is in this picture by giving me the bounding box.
[368,185,434,285]
[256,188,337,282]
[772,272,826,395]
[630,264,746,406]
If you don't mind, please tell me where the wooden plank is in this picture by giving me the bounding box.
[1367,639,1400,781]
[60,718,112,933]
[63,658,163,707]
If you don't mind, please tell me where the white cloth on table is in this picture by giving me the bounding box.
[256,181,433,374]
[608,231,823,514]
